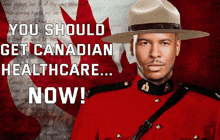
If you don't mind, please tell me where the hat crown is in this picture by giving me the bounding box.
[129,0,180,25]
[101,0,209,43]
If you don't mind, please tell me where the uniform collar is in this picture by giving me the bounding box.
[137,77,174,96]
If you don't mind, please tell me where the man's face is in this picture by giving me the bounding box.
[131,33,181,84]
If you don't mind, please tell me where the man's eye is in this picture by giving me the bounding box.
[162,42,169,45]
[140,42,149,45]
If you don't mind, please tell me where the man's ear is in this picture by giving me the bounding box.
[176,40,181,56]
[130,39,134,56]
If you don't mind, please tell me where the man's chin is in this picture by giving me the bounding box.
[146,76,165,83]
[143,73,171,85]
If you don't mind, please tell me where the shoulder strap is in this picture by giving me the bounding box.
[132,83,220,140]
[132,85,189,140]
[180,83,220,100]
[85,81,131,98]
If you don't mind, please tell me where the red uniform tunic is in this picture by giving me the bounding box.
[71,75,220,140]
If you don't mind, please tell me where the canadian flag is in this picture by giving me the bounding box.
[0,0,219,139]
[0,0,137,139]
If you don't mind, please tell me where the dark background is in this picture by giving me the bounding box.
[171,0,220,89]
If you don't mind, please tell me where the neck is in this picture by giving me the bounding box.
[137,68,172,85]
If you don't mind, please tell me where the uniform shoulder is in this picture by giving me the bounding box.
[180,83,220,101]
[85,81,131,99]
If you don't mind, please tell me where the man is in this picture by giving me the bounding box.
[71,0,220,139]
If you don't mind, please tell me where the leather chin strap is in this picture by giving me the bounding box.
[133,35,148,80]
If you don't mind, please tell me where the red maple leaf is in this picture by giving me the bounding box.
[29,0,137,116]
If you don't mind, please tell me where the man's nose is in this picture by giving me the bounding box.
[150,43,161,58]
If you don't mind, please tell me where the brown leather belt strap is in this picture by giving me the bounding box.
[128,23,182,31]
[131,85,189,140]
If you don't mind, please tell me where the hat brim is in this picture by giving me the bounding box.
[102,29,209,43]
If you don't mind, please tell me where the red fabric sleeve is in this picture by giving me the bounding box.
[214,107,220,140]
[70,98,100,140]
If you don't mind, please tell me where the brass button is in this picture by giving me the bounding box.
[156,124,162,129]
[116,133,122,138]
[215,92,220,99]
[124,81,129,86]
[155,98,160,103]
[193,135,199,139]
[85,90,90,97]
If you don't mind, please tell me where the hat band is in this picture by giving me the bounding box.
[128,23,182,31]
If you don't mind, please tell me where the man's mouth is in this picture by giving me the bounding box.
[146,63,164,71]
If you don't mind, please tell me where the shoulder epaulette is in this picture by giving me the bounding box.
[179,83,220,101]
[85,81,131,99]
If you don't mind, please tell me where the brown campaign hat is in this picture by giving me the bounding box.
[102,0,209,43]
